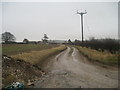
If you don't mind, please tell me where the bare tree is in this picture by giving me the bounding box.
[68,39,72,44]
[2,32,16,43]
[23,38,29,44]
[42,34,48,43]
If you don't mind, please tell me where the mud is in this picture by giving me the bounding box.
[34,47,118,88]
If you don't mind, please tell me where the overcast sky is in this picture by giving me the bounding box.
[2,2,118,41]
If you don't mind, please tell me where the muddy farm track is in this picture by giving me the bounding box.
[34,47,118,88]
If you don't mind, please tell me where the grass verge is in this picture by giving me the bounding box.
[74,45,119,65]
[10,45,66,65]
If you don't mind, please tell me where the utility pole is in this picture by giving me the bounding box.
[77,10,87,42]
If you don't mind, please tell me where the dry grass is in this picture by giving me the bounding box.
[11,45,66,65]
[75,46,118,65]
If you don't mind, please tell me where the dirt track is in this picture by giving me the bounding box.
[34,47,118,88]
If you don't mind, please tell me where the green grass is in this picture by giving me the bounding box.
[2,44,59,55]
[11,45,66,65]
[74,45,119,65]
[2,44,66,65]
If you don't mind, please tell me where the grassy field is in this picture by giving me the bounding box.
[10,45,66,65]
[2,44,59,55]
[2,44,66,65]
[75,45,119,65]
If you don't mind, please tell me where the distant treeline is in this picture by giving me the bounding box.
[2,41,61,44]
[68,39,119,53]
[2,41,34,44]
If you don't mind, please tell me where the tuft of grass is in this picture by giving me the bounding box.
[10,45,66,65]
[75,46,119,65]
